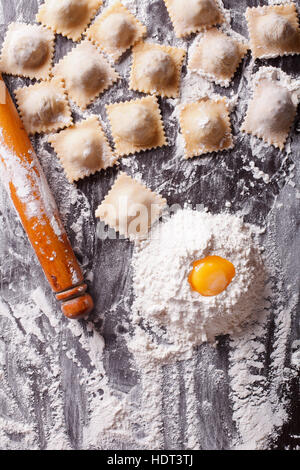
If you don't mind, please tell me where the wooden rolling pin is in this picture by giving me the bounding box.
[0,74,94,319]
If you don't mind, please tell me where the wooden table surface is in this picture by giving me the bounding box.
[0,0,299,450]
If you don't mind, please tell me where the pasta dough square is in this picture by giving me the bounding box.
[179,97,233,159]
[163,0,224,38]
[48,116,117,183]
[129,42,186,98]
[95,172,167,240]
[0,23,55,80]
[106,96,167,157]
[15,77,73,135]
[85,1,147,61]
[53,40,119,110]
[241,77,297,150]
[36,0,103,42]
[188,29,248,87]
[246,3,300,59]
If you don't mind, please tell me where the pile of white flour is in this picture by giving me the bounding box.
[131,209,265,361]
[0,0,299,452]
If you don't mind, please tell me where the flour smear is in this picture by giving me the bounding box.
[0,0,299,451]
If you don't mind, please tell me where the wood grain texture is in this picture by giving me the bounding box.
[0,0,299,450]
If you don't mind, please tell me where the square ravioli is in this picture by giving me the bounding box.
[95,172,167,240]
[188,28,248,87]
[0,23,55,80]
[130,42,186,98]
[246,3,300,59]
[53,40,119,110]
[163,0,224,38]
[106,96,167,157]
[85,1,146,61]
[36,0,103,42]
[241,77,297,150]
[179,97,233,159]
[48,116,117,183]
[14,77,73,135]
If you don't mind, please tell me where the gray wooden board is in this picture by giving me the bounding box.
[0,0,299,450]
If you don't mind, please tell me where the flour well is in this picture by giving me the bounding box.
[130,209,265,362]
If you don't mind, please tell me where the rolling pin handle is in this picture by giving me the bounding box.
[56,284,94,320]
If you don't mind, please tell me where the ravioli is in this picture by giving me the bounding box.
[36,0,103,42]
[53,40,119,110]
[163,0,224,38]
[85,1,146,61]
[179,97,233,159]
[246,3,300,59]
[130,41,186,97]
[95,172,167,240]
[188,28,248,87]
[241,76,297,150]
[49,116,117,183]
[0,23,55,80]
[106,96,167,157]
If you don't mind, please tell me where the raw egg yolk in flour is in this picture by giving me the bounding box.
[188,255,236,297]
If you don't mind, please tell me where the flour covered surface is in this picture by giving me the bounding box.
[246,3,300,59]
[0,0,299,453]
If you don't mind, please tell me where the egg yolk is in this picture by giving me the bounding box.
[188,255,236,297]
